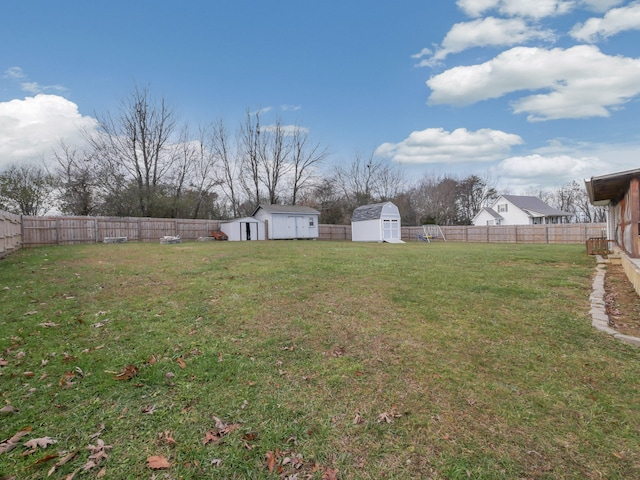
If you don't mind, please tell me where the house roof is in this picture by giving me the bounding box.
[252,204,320,216]
[501,195,572,217]
[585,168,640,206]
[351,202,396,222]
[479,207,503,220]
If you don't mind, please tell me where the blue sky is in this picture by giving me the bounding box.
[1,0,639,192]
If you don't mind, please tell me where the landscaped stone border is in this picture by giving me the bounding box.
[591,255,640,347]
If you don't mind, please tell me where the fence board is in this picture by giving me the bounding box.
[0,210,22,257]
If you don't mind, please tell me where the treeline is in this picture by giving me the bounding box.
[0,86,605,225]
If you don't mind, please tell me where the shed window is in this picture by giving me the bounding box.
[309,217,315,227]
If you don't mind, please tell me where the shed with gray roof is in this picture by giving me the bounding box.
[351,201,403,243]
[252,204,320,240]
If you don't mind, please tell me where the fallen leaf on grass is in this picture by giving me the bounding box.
[23,436,56,455]
[38,322,59,328]
[59,371,76,389]
[147,455,171,470]
[97,467,107,477]
[322,467,339,480]
[157,431,176,445]
[266,450,278,473]
[0,427,32,454]
[83,439,112,471]
[113,364,138,381]
[377,406,403,424]
[0,358,8,366]
[353,413,364,425]
[88,424,105,440]
[141,405,156,415]
[47,450,78,476]
[0,405,18,414]
[24,311,38,316]
[203,416,240,445]
[177,358,186,369]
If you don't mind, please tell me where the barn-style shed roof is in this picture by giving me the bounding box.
[352,202,398,222]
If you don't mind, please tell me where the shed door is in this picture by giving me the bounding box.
[383,219,400,240]
[240,222,258,241]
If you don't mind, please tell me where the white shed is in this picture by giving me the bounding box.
[351,202,404,243]
[252,204,320,240]
[220,217,265,241]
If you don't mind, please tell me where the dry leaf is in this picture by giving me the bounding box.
[147,455,171,470]
[177,358,186,369]
[38,322,59,328]
[148,355,157,365]
[0,405,18,414]
[47,450,78,476]
[113,364,138,381]
[89,424,105,440]
[0,358,8,366]
[0,427,32,454]
[353,413,364,425]
[158,431,176,445]
[322,466,339,480]
[24,436,56,450]
[210,458,222,467]
[266,450,278,473]
[97,467,107,477]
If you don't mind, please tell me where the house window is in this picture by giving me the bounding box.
[497,204,508,213]
[486,220,494,226]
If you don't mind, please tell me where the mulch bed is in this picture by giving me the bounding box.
[604,263,640,338]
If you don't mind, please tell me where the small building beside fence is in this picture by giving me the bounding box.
[351,202,403,243]
[252,205,319,240]
[220,217,265,241]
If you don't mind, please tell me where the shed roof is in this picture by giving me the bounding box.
[501,195,571,217]
[252,204,320,215]
[585,168,640,206]
[351,202,397,222]
[221,216,264,224]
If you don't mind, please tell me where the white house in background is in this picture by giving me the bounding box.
[252,204,320,240]
[472,195,572,226]
[220,217,265,241]
[351,201,404,243]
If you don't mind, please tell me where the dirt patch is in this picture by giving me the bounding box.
[604,263,640,338]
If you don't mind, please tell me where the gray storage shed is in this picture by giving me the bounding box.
[252,204,320,240]
[220,217,265,241]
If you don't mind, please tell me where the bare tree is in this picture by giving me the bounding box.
[51,141,98,216]
[260,118,291,205]
[239,109,264,206]
[88,85,178,217]
[209,119,241,218]
[289,126,328,205]
[0,163,56,216]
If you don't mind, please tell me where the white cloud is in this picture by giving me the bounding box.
[281,104,302,111]
[427,45,640,121]
[2,66,67,95]
[570,1,640,42]
[579,0,625,12]
[0,94,97,171]
[492,153,601,186]
[375,127,523,164]
[2,66,26,80]
[457,0,574,19]
[417,17,554,66]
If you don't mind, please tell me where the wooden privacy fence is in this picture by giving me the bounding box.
[18,215,607,247]
[0,210,22,257]
[402,224,607,244]
[22,216,223,246]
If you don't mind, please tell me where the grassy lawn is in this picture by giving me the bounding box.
[1,241,639,479]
